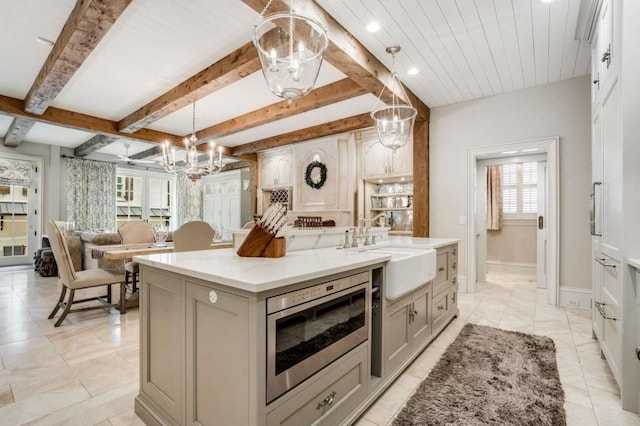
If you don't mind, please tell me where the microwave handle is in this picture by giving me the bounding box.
[590,182,602,236]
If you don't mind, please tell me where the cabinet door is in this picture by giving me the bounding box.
[598,0,616,93]
[260,155,277,188]
[362,139,389,179]
[591,30,601,109]
[383,296,412,374]
[276,155,292,187]
[601,82,622,261]
[410,284,431,349]
[389,142,413,177]
[140,269,184,424]
[186,282,250,426]
[601,264,622,384]
[592,242,604,341]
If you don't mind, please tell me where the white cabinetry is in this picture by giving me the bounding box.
[361,134,412,180]
[259,148,293,188]
[202,170,251,241]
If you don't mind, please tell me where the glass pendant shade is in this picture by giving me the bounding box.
[371,46,417,151]
[371,104,416,151]
[254,12,328,104]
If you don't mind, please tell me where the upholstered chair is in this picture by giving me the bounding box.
[172,221,216,252]
[117,220,154,293]
[46,220,126,326]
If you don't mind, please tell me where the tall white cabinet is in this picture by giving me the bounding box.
[589,0,640,413]
[202,170,251,241]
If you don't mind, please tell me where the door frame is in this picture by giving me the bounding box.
[466,137,559,305]
[0,151,43,267]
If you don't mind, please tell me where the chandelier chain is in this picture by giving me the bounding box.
[256,0,274,22]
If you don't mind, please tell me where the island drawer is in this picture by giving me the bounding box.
[266,345,368,426]
[432,291,450,331]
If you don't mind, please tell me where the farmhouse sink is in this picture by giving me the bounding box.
[359,245,436,301]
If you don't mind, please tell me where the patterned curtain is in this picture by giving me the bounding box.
[486,165,503,231]
[66,158,116,231]
[176,174,202,225]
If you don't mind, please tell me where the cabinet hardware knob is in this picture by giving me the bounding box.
[438,267,445,272]
[438,305,444,311]
[635,346,640,362]
[601,44,611,68]
[316,391,336,409]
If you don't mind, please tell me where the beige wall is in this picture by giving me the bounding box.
[429,76,592,290]
[487,219,537,265]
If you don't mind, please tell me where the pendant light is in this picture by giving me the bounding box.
[371,46,417,151]
[253,0,328,104]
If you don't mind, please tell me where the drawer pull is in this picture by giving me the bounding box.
[595,301,617,321]
[452,292,456,303]
[595,257,616,269]
[451,263,456,270]
[316,391,336,410]
[437,305,444,311]
[438,267,445,272]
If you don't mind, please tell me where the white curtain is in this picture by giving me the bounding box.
[66,158,116,231]
[486,165,503,231]
[176,174,202,225]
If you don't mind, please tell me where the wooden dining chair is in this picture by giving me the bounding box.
[173,221,216,252]
[46,220,126,327]
[117,220,154,293]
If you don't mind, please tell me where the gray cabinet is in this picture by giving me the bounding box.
[383,283,432,375]
[138,270,252,425]
[139,269,184,424]
[266,345,368,426]
[185,282,250,426]
[432,244,458,334]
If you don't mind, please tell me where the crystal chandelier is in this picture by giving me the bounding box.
[161,101,223,181]
[253,0,328,104]
[371,46,417,151]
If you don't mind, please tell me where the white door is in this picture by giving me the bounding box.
[536,161,547,289]
[0,156,41,267]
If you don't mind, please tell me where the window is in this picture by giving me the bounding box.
[116,169,175,228]
[501,162,537,217]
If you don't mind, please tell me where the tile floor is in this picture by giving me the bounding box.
[0,267,638,425]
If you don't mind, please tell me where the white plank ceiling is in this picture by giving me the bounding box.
[0,0,590,156]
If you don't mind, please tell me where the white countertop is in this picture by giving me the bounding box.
[629,258,640,270]
[134,237,458,293]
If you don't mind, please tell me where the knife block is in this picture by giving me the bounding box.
[236,224,286,258]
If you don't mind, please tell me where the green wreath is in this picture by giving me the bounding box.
[304,161,327,190]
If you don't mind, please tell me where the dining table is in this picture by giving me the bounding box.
[91,241,233,309]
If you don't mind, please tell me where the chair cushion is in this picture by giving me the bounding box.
[67,268,125,289]
[124,261,140,273]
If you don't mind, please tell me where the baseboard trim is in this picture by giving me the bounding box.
[559,287,591,310]
[486,261,536,276]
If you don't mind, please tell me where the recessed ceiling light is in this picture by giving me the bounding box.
[541,0,555,3]
[367,21,380,33]
[407,67,419,75]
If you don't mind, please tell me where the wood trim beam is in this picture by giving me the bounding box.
[241,0,430,122]
[230,113,373,156]
[412,120,429,237]
[130,145,162,160]
[118,41,261,133]
[2,118,36,147]
[25,0,133,115]
[221,160,253,172]
[0,94,183,147]
[74,135,119,157]
[196,78,367,141]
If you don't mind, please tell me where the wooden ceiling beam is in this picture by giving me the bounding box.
[118,41,261,133]
[230,113,373,156]
[0,94,183,147]
[130,145,162,160]
[74,135,119,157]
[196,78,367,142]
[241,0,429,122]
[24,0,133,115]
[2,117,36,147]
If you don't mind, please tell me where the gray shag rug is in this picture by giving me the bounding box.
[393,323,566,425]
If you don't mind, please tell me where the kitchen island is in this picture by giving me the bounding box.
[134,238,458,426]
